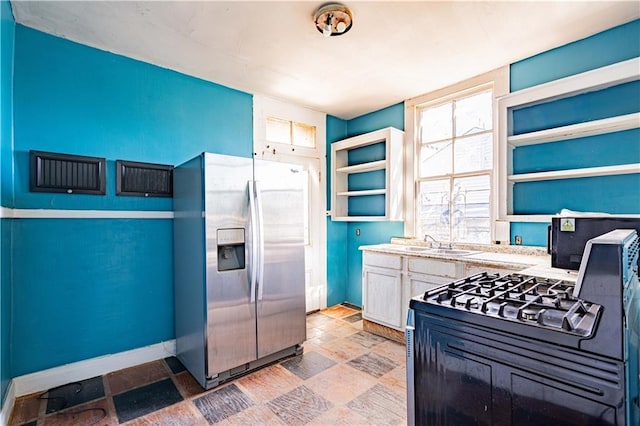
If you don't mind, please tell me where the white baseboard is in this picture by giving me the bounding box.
[12,339,176,398]
[0,380,16,426]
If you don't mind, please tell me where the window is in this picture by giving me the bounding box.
[416,88,493,243]
[266,116,316,149]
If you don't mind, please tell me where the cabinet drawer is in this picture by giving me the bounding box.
[464,264,519,277]
[408,257,458,278]
[363,252,402,270]
[407,273,451,299]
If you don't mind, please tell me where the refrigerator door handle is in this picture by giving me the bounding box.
[248,180,258,304]
[254,180,266,301]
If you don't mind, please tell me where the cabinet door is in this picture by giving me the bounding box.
[407,273,452,299]
[362,266,402,328]
[403,273,452,331]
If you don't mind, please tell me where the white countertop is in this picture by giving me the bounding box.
[519,264,579,282]
[360,242,578,282]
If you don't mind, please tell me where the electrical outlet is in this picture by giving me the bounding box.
[356,228,360,236]
[515,235,522,245]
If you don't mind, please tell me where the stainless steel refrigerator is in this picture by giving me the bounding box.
[173,152,306,389]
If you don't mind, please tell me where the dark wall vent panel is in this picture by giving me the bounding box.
[116,160,173,197]
[30,150,106,195]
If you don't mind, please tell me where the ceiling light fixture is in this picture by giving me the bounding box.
[314,3,353,37]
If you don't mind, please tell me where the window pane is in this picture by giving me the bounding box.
[266,117,291,144]
[454,133,493,174]
[292,122,316,148]
[455,91,492,137]
[419,141,452,177]
[417,179,450,242]
[420,102,452,142]
[451,175,491,243]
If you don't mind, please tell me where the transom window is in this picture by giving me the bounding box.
[266,116,316,149]
[416,88,493,244]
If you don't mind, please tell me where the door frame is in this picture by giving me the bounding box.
[252,95,328,312]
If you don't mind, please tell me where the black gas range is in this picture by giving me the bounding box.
[406,229,640,426]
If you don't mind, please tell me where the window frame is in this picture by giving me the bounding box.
[253,95,324,159]
[265,115,317,149]
[404,67,509,242]
[416,87,494,244]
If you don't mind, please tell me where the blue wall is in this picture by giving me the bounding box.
[508,19,640,246]
[326,115,348,306]
[9,26,253,377]
[13,26,252,211]
[327,103,405,307]
[0,0,14,405]
[511,20,640,91]
[12,220,173,374]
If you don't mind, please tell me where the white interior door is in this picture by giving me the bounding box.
[254,152,325,313]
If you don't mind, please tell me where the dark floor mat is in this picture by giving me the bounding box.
[44,376,105,414]
[343,312,363,323]
[164,356,186,374]
[113,378,183,423]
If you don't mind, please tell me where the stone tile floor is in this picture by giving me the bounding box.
[9,304,407,425]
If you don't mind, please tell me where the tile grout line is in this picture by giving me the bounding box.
[14,307,411,425]
[102,373,118,425]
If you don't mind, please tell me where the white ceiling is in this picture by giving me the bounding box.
[11,1,640,119]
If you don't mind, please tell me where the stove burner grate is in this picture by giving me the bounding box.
[424,272,601,336]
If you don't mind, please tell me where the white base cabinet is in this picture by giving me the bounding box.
[361,252,403,328]
[362,250,521,332]
[402,272,452,325]
[362,266,403,328]
[362,252,462,331]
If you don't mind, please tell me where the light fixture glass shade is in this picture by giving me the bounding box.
[323,22,332,37]
[313,3,352,37]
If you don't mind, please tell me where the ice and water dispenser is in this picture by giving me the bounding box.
[217,228,245,271]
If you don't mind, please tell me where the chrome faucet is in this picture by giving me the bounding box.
[423,234,440,248]
[423,234,452,249]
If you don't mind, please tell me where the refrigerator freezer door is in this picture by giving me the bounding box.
[254,160,307,358]
[203,153,257,375]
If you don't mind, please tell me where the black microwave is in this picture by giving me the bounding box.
[550,216,640,270]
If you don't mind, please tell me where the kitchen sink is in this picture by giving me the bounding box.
[399,246,479,256]
[424,248,479,256]
[404,246,431,252]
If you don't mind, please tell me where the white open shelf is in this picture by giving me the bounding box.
[339,216,391,222]
[331,127,404,222]
[337,189,387,197]
[336,160,386,174]
[498,57,640,221]
[508,163,640,182]
[507,112,640,147]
